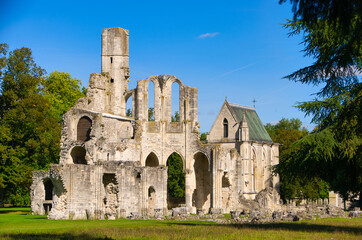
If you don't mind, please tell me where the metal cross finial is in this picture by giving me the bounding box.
[252,98,257,108]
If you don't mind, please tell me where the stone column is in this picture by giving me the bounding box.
[185,168,193,210]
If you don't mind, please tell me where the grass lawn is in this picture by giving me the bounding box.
[0,208,361,240]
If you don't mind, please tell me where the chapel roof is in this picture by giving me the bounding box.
[228,102,273,142]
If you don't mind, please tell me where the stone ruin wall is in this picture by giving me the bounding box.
[30,27,281,220]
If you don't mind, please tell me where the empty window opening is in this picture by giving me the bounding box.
[166,152,185,209]
[110,57,113,63]
[110,78,114,83]
[171,82,180,122]
[103,173,117,187]
[71,146,87,164]
[222,173,231,188]
[148,186,156,197]
[43,178,53,201]
[223,118,228,138]
[126,95,133,117]
[145,152,159,167]
[77,116,92,142]
[148,81,155,121]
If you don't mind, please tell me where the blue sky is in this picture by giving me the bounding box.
[0,0,320,132]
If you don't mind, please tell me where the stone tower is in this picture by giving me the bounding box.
[101,27,130,116]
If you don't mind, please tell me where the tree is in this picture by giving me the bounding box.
[265,118,328,203]
[41,71,86,121]
[126,108,132,117]
[265,118,308,153]
[278,1,362,208]
[171,111,179,122]
[200,132,207,141]
[167,153,185,198]
[148,107,154,121]
[0,45,85,206]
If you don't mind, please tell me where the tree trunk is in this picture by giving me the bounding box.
[0,188,4,207]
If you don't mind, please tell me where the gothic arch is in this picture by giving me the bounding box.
[145,77,162,121]
[165,150,185,166]
[125,89,135,117]
[145,152,159,167]
[166,152,185,209]
[164,77,184,122]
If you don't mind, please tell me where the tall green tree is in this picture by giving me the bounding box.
[167,153,185,198]
[0,44,85,206]
[278,1,362,207]
[266,118,329,203]
[265,118,308,153]
[41,71,86,121]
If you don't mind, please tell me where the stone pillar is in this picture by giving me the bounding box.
[185,169,193,211]
[210,148,218,210]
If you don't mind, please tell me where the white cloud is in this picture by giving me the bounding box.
[198,32,219,39]
[207,110,215,115]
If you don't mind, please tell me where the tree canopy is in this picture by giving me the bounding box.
[0,44,85,206]
[266,118,329,203]
[278,1,361,207]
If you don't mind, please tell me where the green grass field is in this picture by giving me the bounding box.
[0,208,361,240]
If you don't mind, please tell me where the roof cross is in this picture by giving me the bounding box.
[252,98,257,108]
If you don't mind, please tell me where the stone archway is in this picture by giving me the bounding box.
[192,152,211,211]
[166,152,185,209]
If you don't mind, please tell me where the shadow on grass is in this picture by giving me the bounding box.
[0,210,30,214]
[231,222,361,234]
[165,221,362,235]
[1,233,114,240]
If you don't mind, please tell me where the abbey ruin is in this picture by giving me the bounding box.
[31,27,280,220]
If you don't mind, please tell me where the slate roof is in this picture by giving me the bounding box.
[228,103,273,142]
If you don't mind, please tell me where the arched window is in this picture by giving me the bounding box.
[145,152,159,167]
[43,178,53,201]
[223,118,228,138]
[171,82,180,122]
[126,95,133,117]
[77,116,92,142]
[148,81,155,121]
[71,146,87,164]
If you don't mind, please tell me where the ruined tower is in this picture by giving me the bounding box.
[101,27,130,116]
